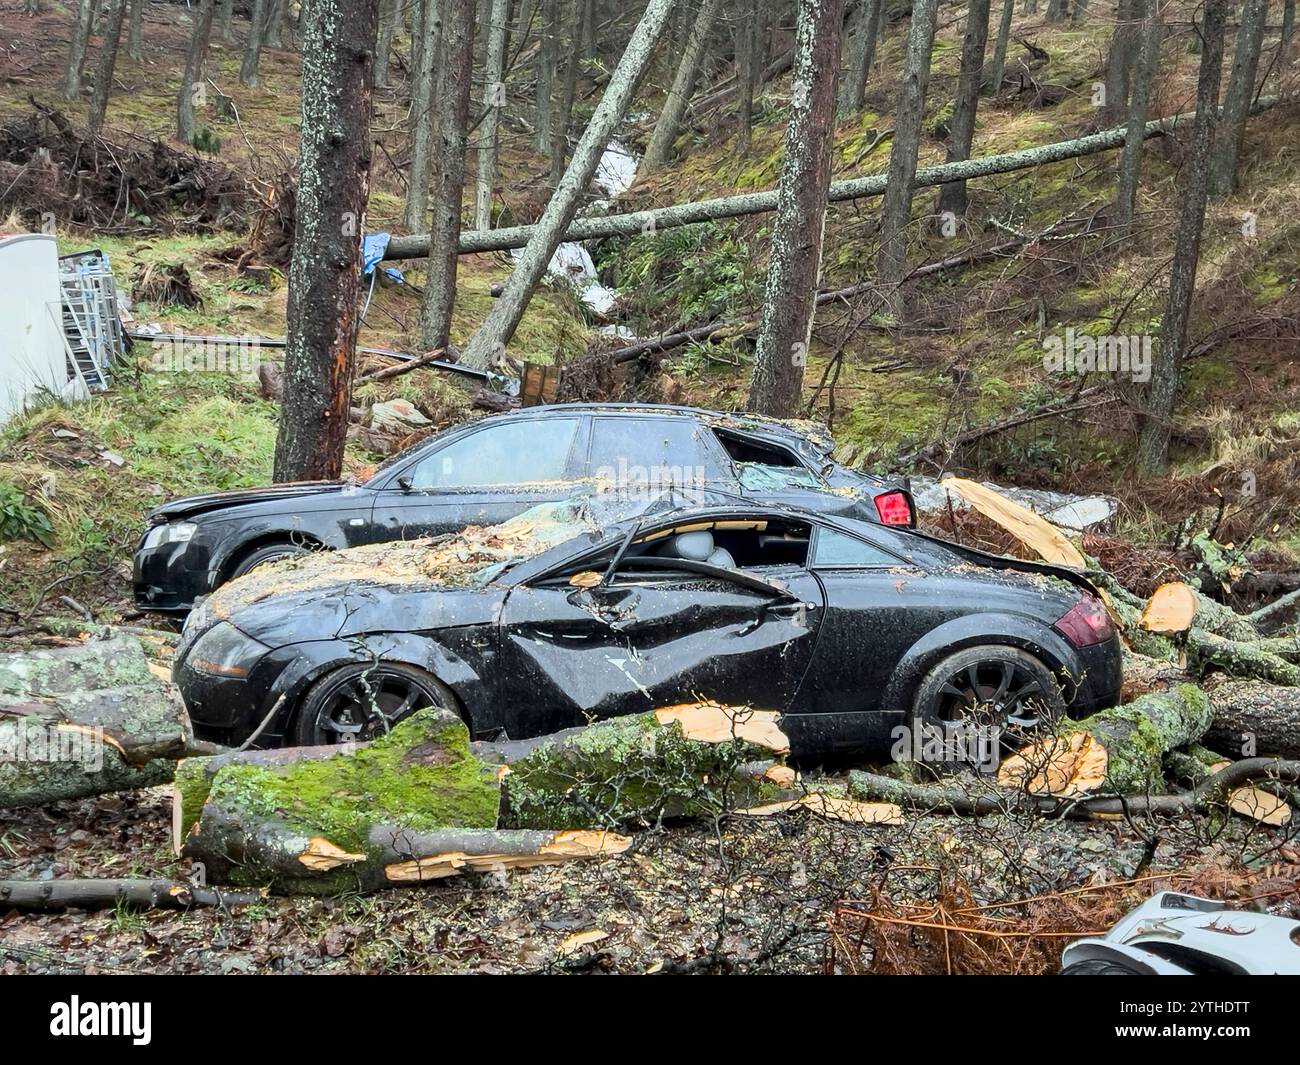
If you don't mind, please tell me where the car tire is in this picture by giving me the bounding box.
[910,645,1066,755]
[1059,958,1139,975]
[291,662,458,746]
[229,542,312,579]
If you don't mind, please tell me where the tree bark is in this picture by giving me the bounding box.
[746,0,845,416]
[87,0,128,134]
[175,0,216,145]
[0,879,261,912]
[1284,0,1295,47]
[642,0,724,173]
[875,0,939,314]
[218,0,236,43]
[1136,0,1228,475]
[1103,0,1139,121]
[265,0,289,48]
[1208,0,1268,197]
[838,0,882,114]
[549,0,581,185]
[403,0,445,231]
[374,0,398,86]
[459,0,679,368]
[63,0,95,100]
[240,0,268,85]
[536,0,559,156]
[1112,0,1162,238]
[937,0,992,218]
[473,0,510,230]
[126,0,145,60]
[419,0,476,351]
[273,0,379,483]
[385,95,1280,260]
[1046,0,1067,19]
[1203,676,1300,760]
[735,0,761,151]
[0,638,194,809]
[984,0,1014,94]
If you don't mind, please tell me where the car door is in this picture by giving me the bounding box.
[785,525,951,752]
[368,415,586,540]
[494,553,825,737]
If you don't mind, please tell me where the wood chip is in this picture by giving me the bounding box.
[940,477,1087,568]
[997,732,1108,796]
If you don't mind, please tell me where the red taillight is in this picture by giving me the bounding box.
[1053,595,1113,647]
[873,490,913,526]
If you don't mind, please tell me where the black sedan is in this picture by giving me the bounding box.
[172,496,1122,759]
[134,403,913,612]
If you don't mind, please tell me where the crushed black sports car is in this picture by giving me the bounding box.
[172,494,1122,758]
[134,403,914,612]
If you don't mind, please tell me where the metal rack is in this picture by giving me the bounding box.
[56,249,125,392]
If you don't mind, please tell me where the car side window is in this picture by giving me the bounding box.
[811,527,900,567]
[407,418,579,489]
[587,417,726,488]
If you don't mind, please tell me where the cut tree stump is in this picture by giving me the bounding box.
[0,636,195,808]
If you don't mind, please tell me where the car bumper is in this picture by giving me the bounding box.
[133,536,216,612]
[1066,635,1124,716]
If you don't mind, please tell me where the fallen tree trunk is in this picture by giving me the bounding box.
[1203,675,1300,760]
[997,683,1214,795]
[176,702,792,892]
[0,878,261,912]
[849,757,1300,820]
[383,97,1283,259]
[0,636,196,808]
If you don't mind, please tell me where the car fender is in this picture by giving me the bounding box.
[881,611,1081,712]
[207,517,350,583]
[1059,939,1185,975]
[264,632,491,735]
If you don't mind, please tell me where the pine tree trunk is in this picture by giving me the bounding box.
[838,0,882,115]
[549,0,581,185]
[1208,0,1268,197]
[1103,0,1139,122]
[473,0,510,230]
[1113,0,1162,237]
[1136,0,1228,475]
[1046,0,1067,19]
[126,0,145,59]
[374,0,397,85]
[937,0,992,218]
[273,0,379,483]
[64,0,95,100]
[581,0,596,56]
[25,0,40,13]
[735,0,759,152]
[1072,0,1088,19]
[218,0,236,44]
[265,0,288,47]
[746,0,845,416]
[419,0,476,351]
[642,0,723,173]
[404,0,445,231]
[87,0,128,134]
[1284,0,1295,47]
[536,0,559,156]
[460,0,679,368]
[240,0,267,85]
[175,0,216,144]
[875,0,938,314]
[985,0,1014,93]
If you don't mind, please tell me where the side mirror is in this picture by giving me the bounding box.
[397,475,414,493]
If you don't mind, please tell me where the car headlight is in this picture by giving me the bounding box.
[187,621,270,679]
[142,521,198,550]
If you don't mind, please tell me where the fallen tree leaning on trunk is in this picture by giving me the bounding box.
[0,636,198,808]
[175,703,795,892]
[383,97,1283,259]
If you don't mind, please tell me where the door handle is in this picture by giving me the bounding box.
[766,599,813,620]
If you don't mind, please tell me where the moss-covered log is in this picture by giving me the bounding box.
[176,702,794,892]
[0,637,193,808]
[1202,675,1300,760]
[997,683,1213,795]
[482,702,791,829]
